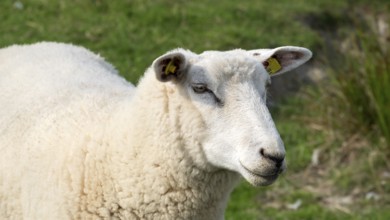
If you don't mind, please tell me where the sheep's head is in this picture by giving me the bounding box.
[153,46,312,186]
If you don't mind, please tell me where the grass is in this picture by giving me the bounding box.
[1,0,390,219]
[333,32,390,145]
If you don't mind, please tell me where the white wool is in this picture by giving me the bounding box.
[0,42,312,219]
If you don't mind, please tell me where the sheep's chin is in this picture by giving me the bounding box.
[239,166,280,186]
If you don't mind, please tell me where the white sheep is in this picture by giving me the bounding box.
[0,42,312,219]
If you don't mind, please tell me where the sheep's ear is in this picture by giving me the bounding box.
[249,46,312,76]
[153,51,189,82]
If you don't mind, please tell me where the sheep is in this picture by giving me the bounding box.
[0,42,312,219]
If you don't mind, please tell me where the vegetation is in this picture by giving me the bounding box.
[1,0,389,219]
[331,32,390,146]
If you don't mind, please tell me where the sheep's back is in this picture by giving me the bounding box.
[0,42,135,139]
[0,42,135,218]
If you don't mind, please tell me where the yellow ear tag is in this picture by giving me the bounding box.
[265,57,282,74]
[165,60,177,75]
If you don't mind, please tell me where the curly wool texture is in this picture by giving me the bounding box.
[0,42,240,219]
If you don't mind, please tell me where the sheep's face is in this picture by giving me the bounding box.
[153,47,312,186]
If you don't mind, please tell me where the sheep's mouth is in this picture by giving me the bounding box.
[239,161,279,179]
[243,167,279,180]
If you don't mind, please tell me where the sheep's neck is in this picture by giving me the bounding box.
[106,76,240,219]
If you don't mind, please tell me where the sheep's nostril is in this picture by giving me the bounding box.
[260,148,265,157]
[275,160,283,169]
[260,148,285,167]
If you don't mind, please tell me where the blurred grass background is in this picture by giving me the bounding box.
[1,0,389,219]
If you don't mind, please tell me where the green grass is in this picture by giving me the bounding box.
[1,0,390,219]
[1,0,330,82]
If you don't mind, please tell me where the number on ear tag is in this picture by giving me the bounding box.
[265,57,282,74]
[165,59,177,75]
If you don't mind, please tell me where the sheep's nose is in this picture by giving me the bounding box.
[260,148,285,168]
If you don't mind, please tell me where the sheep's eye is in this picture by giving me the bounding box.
[192,83,208,94]
[266,80,271,90]
[191,83,224,106]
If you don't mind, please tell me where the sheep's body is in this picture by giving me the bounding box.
[0,43,239,219]
[0,42,312,219]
